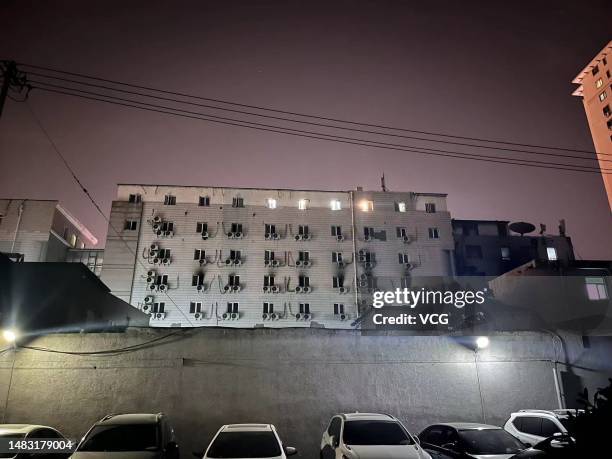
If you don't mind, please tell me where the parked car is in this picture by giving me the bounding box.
[199,424,296,459]
[510,434,576,458]
[503,410,578,447]
[320,412,431,459]
[418,423,526,459]
[72,413,178,459]
[0,424,69,459]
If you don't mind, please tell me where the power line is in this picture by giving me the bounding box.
[24,102,198,326]
[24,70,612,163]
[30,83,612,174]
[19,61,606,157]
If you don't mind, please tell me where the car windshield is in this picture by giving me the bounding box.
[206,431,281,458]
[459,429,525,455]
[78,424,159,452]
[342,420,413,446]
[0,433,25,458]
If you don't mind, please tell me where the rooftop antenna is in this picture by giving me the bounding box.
[381,173,387,192]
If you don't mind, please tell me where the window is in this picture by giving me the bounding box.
[599,91,607,102]
[264,250,275,261]
[364,227,374,239]
[343,421,412,446]
[513,416,541,436]
[232,197,244,208]
[592,65,600,76]
[546,247,558,261]
[395,202,407,212]
[161,221,174,232]
[158,248,171,259]
[398,253,410,264]
[541,419,561,437]
[586,277,608,300]
[298,199,310,210]
[331,225,342,236]
[396,227,408,238]
[124,220,138,231]
[199,196,210,206]
[164,195,176,205]
[358,249,373,263]
[69,234,77,247]
[330,199,341,210]
[194,249,206,260]
[196,222,208,233]
[192,274,204,286]
[264,275,275,287]
[425,203,436,213]
[227,302,239,313]
[328,417,341,438]
[466,245,483,259]
[155,274,168,285]
[228,274,240,286]
[298,225,309,235]
[501,247,510,260]
[334,303,345,315]
[359,200,373,212]
[604,105,611,117]
[608,119,612,130]
[298,251,309,262]
[189,302,202,313]
[607,70,611,79]
[332,252,343,263]
[428,227,440,239]
[266,198,277,209]
[596,78,604,89]
[231,223,243,233]
[298,275,310,287]
[332,276,344,288]
[229,250,241,261]
[152,302,165,313]
[128,194,142,203]
[263,302,274,314]
[299,303,310,314]
[264,223,276,237]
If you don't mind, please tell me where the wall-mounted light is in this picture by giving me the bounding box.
[475,336,490,350]
[2,329,18,343]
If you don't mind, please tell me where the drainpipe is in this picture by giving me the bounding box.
[10,201,25,253]
[350,191,359,321]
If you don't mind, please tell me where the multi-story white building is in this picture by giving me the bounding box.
[101,184,455,328]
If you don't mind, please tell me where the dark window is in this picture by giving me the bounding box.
[396,227,407,238]
[299,303,310,314]
[196,222,208,233]
[78,424,158,452]
[192,274,204,286]
[206,431,281,458]
[425,203,436,213]
[232,197,244,208]
[194,249,205,260]
[226,302,239,313]
[189,302,202,313]
[541,419,561,437]
[264,250,274,261]
[343,421,412,446]
[264,275,274,287]
[428,227,440,239]
[333,303,345,314]
[332,276,343,288]
[604,105,611,117]
[331,225,341,236]
[128,194,142,203]
[199,196,210,206]
[124,220,137,231]
[229,275,240,286]
[592,65,599,76]
[298,276,310,287]
[298,225,309,235]
[517,416,541,435]
[298,251,309,261]
[458,429,524,455]
[466,245,483,259]
[164,195,176,205]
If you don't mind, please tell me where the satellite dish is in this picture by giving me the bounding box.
[509,221,536,236]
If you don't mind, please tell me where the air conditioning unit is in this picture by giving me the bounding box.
[364,235,372,242]
[196,284,207,293]
[234,231,243,239]
[263,286,270,293]
[234,259,242,266]
[223,285,231,293]
[158,284,168,292]
[232,285,241,292]
[231,312,240,320]
[225,259,233,266]
[155,230,163,236]
[148,283,158,292]
[272,233,280,240]
[336,234,344,241]
[302,234,312,241]
[303,260,311,267]
[359,280,369,288]
[141,303,152,314]
[153,312,166,320]
[262,313,270,320]
[199,258,207,266]
[264,260,271,267]
[264,233,271,240]
[295,286,303,293]
[227,232,235,239]
[364,261,374,269]
[201,231,209,240]
[146,275,155,283]
[152,216,162,224]
[271,260,280,267]
[221,312,231,320]
[152,223,161,231]
[338,313,348,321]
[303,286,312,293]
[147,270,156,277]
[271,285,280,293]
[294,234,302,241]
[295,313,311,321]
[295,260,303,267]
[194,312,204,320]
[153,257,160,265]
[336,261,345,268]
[149,244,159,254]
[270,313,280,320]
[144,295,154,304]
[162,258,171,266]
[338,286,348,294]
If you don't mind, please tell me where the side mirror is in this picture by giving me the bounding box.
[284,446,298,456]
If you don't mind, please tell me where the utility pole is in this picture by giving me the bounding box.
[0,61,28,118]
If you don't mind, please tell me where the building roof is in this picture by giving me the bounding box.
[56,204,98,245]
[572,40,612,97]
[452,219,510,225]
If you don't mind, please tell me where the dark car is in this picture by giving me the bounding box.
[419,423,526,459]
[71,413,179,459]
[510,434,576,458]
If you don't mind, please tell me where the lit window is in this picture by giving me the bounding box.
[596,78,603,89]
[546,247,558,261]
[599,91,607,102]
[330,199,342,210]
[585,277,609,300]
[69,234,77,247]
[501,247,510,260]
[298,199,309,210]
[359,200,374,212]
[396,202,407,212]
[266,198,277,209]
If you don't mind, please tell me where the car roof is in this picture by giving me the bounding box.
[341,413,397,421]
[0,425,55,434]
[435,423,502,430]
[221,424,274,432]
[515,409,580,419]
[96,413,161,425]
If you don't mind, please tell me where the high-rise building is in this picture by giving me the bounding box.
[572,40,612,210]
[100,184,455,328]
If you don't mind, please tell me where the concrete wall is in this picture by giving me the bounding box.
[2,329,610,458]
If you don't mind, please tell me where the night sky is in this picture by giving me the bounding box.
[1,1,611,258]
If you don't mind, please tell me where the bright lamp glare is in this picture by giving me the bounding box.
[476,336,489,349]
[2,329,17,343]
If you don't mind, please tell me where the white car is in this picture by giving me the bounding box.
[320,412,431,459]
[202,424,297,459]
[503,409,578,446]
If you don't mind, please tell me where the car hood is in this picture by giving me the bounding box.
[345,444,427,459]
[70,452,161,459]
[469,455,517,459]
